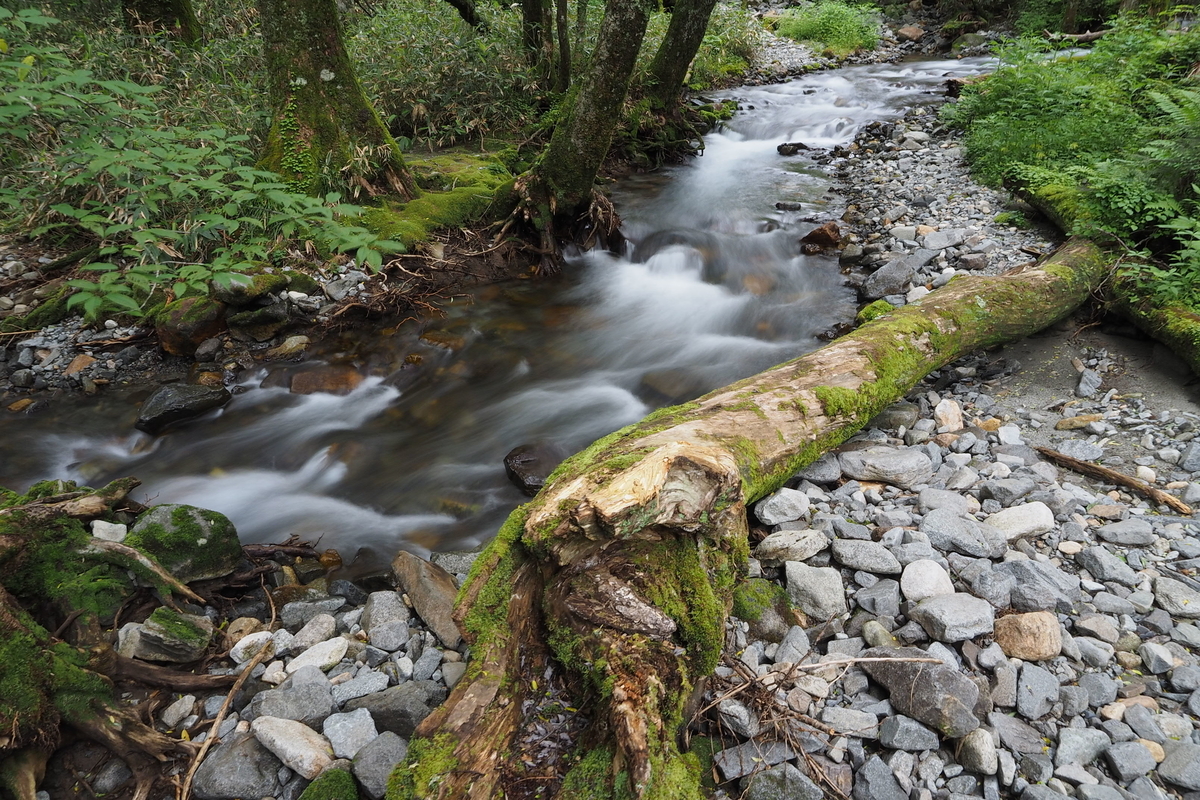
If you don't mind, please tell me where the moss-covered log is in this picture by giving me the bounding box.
[392,238,1109,800]
[257,0,417,198]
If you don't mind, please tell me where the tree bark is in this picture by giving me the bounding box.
[257,0,417,199]
[397,238,1109,799]
[521,0,555,86]
[646,0,719,108]
[123,0,201,44]
[554,0,571,93]
[441,0,487,30]
[534,0,651,211]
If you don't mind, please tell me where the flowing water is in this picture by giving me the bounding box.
[0,56,995,573]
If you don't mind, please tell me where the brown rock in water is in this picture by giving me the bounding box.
[801,221,841,249]
[777,141,809,156]
[290,365,364,395]
[503,442,568,496]
[392,551,462,649]
[993,611,1062,661]
[156,296,227,357]
[897,25,925,41]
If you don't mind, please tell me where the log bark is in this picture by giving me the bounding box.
[398,238,1109,799]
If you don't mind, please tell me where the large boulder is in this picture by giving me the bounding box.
[392,551,462,648]
[155,296,227,357]
[860,646,981,738]
[126,504,242,583]
[135,383,231,434]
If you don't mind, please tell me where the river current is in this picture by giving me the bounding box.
[0,57,995,573]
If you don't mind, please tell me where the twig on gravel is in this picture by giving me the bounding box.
[1034,446,1193,515]
[179,642,274,800]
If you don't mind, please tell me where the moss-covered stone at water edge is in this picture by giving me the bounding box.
[124,504,242,583]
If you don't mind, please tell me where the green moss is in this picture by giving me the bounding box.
[387,733,459,800]
[731,577,788,623]
[0,285,73,333]
[457,504,530,648]
[283,269,321,295]
[635,541,725,675]
[298,768,357,800]
[856,298,893,325]
[559,747,627,800]
[146,606,211,648]
[123,504,241,583]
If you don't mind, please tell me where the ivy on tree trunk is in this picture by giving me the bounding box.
[257,0,417,199]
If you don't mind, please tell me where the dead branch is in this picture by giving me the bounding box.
[1034,445,1193,515]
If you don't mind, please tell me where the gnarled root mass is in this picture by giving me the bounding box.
[398,238,1110,799]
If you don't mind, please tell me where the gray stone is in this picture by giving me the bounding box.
[989,712,1044,754]
[361,591,410,633]
[251,681,333,728]
[1179,441,1200,472]
[392,551,462,648]
[755,529,828,565]
[984,502,1056,540]
[1077,368,1103,398]
[832,539,902,574]
[863,258,915,300]
[918,488,971,515]
[1054,728,1110,767]
[323,708,378,760]
[1155,576,1200,618]
[1078,674,1118,707]
[879,715,939,751]
[900,559,955,603]
[1057,439,1104,461]
[1073,636,1115,667]
[1122,704,1165,743]
[959,727,999,775]
[796,453,843,484]
[281,598,347,631]
[1170,664,1200,692]
[191,730,283,800]
[1059,685,1089,718]
[785,562,848,620]
[1139,642,1174,673]
[839,446,933,490]
[343,681,447,737]
[1076,547,1139,586]
[127,504,242,583]
[741,762,822,800]
[719,699,762,739]
[353,731,408,800]
[853,755,908,800]
[116,611,213,663]
[1158,743,1200,790]
[774,625,811,664]
[920,508,1005,558]
[924,228,966,251]
[821,706,879,739]
[251,717,333,780]
[982,478,1037,506]
[908,593,994,642]
[713,740,795,781]
[292,613,336,652]
[754,487,811,525]
[161,694,195,729]
[992,560,1081,613]
[1076,787,1125,800]
[135,384,232,434]
[1104,741,1156,783]
[1017,663,1059,720]
[1097,519,1156,547]
[412,646,442,682]
[332,671,390,706]
[857,579,901,617]
[861,646,980,738]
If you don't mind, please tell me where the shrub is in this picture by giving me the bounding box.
[775,1,881,56]
[0,8,401,319]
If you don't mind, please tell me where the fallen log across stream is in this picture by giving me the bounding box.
[396,238,1110,800]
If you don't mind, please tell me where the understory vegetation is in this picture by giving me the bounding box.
[773,0,882,56]
[0,0,762,319]
[942,9,1200,309]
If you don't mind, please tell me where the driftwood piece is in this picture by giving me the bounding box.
[401,239,1110,799]
[1044,28,1110,42]
[112,654,238,692]
[1035,446,1193,515]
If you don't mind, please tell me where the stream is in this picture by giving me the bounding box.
[0,56,996,573]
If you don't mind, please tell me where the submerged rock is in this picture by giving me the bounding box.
[135,383,231,434]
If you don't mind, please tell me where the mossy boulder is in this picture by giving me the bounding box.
[116,606,214,663]
[732,577,794,643]
[155,296,228,357]
[125,504,242,583]
[283,269,322,296]
[226,301,293,342]
[211,271,289,306]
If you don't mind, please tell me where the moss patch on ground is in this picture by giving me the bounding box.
[298,768,358,800]
[731,577,789,623]
[361,149,513,250]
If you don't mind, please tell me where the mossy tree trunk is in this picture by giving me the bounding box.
[394,239,1110,800]
[257,0,417,199]
[123,0,201,43]
[535,0,649,209]
[645,0,719,108]
[522,0,555,87]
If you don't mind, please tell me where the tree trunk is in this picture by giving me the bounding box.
[522,0,555,87]
[441,0,487,30]
[534,0,650,211]
[257,0,417,199]
[397,239,1109,800]
[123,0,201,43]
[646,0,719,108]
[554,0,571,93]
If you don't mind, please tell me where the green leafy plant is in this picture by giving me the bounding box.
[774,1,881,57]
[0,8,402,319]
